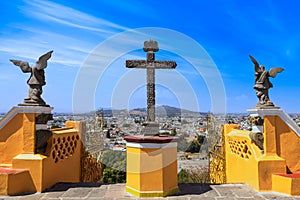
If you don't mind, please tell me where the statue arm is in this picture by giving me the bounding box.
[9,59,31,73]
[249,55,260,72]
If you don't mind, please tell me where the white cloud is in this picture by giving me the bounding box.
[22,0,128,33]
[0,33,89,67]
[0,0,130,69]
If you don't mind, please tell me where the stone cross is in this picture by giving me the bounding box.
[126,39,177,135]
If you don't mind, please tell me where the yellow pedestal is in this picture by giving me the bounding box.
[272,173,300,196]
[124,136,178,198]
[0,168,35,195]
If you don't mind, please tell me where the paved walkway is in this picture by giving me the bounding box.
[1,183,299,200]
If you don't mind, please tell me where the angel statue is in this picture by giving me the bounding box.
[249,55,284,108]
[10,50,53,106]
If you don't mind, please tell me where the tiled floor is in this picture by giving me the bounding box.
[1,183,299,200]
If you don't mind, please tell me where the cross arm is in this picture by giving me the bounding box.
[126,60,147,68]
[126,60,177,69]
[153,60,177,69]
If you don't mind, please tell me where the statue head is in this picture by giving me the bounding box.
[259,65,265,72]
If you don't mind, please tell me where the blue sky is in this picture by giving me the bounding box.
[0,0,300,113]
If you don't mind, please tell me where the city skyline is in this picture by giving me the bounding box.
[0,1,300,113]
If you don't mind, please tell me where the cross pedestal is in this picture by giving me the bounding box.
[124,136,179,197]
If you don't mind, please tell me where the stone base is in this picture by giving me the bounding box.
[141,122,159,136]
[124,136,179,198]
[18,103,50,107]
[253,105,280,109]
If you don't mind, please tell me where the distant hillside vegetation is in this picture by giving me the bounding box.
[97,105,202,117]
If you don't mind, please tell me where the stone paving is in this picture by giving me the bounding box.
[0,183,299,200]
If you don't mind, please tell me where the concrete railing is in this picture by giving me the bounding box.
[0,106,53,130]
[248,108,300,137]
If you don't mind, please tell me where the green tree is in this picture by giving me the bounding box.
[100,150,126,183]
[170,128,177,136]
[178,169,189,183]
[186,135,206,153]
[102,168,126,183]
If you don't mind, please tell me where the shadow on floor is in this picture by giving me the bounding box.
[11,182,212,197]
[45,182,213,196]
[174,183,212,195]
[9,182,106,197]
[44,182,103,192]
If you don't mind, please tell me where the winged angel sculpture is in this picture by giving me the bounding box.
[10,51,53,106]
[249,55,283,108]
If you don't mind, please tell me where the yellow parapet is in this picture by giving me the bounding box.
[12,122,81,192]
[225,128,262,190]
[12,124,83,192]
[223,108,300,195]
[125,136,178,198]
[0,106,86,195]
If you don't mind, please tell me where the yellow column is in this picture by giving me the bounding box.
[257,115,286,191]
[22,113,37,153]
[263,116,278,156]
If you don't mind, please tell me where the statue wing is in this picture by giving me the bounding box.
[36,50,53,70]
[269,68,284,78]
[9,59,31,73]
[249,55,260,72]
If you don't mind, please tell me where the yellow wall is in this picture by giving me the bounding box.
[0,113,37,165]
[0,105,85,195]
[272,116,300,172]
[13,124,82,192]
[42,130,82,191]
[224,128,261,189]
[10,120,84,192]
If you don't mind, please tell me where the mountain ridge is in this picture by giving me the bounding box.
[98,105,205,117]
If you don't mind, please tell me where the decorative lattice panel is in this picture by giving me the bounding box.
[81,151,102,182]
[51,134,80,163]
[228,138,252,159]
